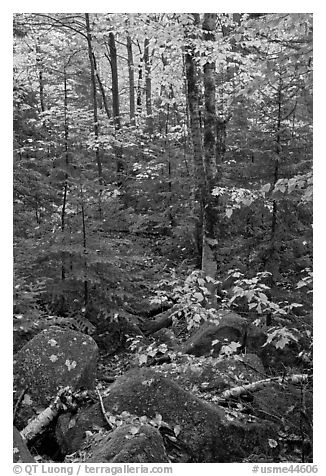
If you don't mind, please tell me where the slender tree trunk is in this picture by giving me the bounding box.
[108,31,123,179]
[80,186,89,307]
[184,13,205,265]
[108,32,121,130]
[164,104,174,227]
[61,65,69,283]
[85,13,103,216]
[144,37,153,134]
[137,41,143,115]
[271,78,282,241]
[202,13,218,281]
[263,74,283,285]
[126,34,136,126]
[36,44,45,112]
[93,52,111,120]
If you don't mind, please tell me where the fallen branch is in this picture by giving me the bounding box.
[216,373,310,404]
[21,386,72,442]
[96,387,113,429]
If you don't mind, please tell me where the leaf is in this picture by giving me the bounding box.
[261,183,271,193]
[197,278,206,287]
[109,415,116,424]
[68,417,77,429]
[268,439,278,448]
[65,359,77,371]
[138,354,148,365]
[48,339,58,347]
[129,426,139,435]
[22,394,33,406]
[49,354,58,362]
[173,425,181,437]
[193,292,204,302]
[226,208,233,218]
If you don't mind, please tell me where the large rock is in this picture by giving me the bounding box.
[57,368,277,462]
[94,311,144,353]
[13,426,34,462]
[152,328,178,349]
[14,327,98,429]
[159,353,265,394]
[182,310,247,357]
[84,425,170,463]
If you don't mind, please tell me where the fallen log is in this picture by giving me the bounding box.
[140,307,178,335]
[216,373,311,404]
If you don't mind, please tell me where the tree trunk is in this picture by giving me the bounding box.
[36,43,45,112]
[93,53,111,120]
[202,13,218,282]
[85,13,103,215]
[61,65,69,284]
[184,13,205,265]
[126,34,136,126]
[108,31,123,179]
[80,186,89,307]
[108,32,121,130]
[136,41,143,115]
[144,37,153,134]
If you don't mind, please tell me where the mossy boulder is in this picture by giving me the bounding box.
[13,426,34,463]
[84,425,170,463]
[14,327,98,429]
[58,368,277,462]
[182,310,247,357]
[159,353,265,393]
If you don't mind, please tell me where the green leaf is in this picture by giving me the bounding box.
[193,292,204,302]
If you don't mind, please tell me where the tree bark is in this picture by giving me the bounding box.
[108,32,121,130]
[108,31,123,179]
[144,37,153,134]
[36,43,45,112]
[202,13,218,281]
[126,34,136,125]
[93,53,111,120]
[85,13,103,209]
[61,65,69,284]
[184,13,205,264]
[136,41,143,115]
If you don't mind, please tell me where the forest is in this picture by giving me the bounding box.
[13,13,313,465]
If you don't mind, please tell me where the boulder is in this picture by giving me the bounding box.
[245,323,304,371]
[84,425,170,463]
[152,328,178,348]
[159,353,265,393]
[182,310,247,357]
[57,368,277,462]
[13,426,34,462]
[94,311,144,353]
[14,327,98,429]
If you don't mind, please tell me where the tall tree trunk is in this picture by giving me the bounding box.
[93,53,111,120]
[108,31,123,179]
[36,43,45,112]
[61,65,69,283]
[85,13,103,216]
[266,74,283,283]
[144,37,153,134]
[126,34,136,126]
[137,41,143,115]
[202,13,218,281]
[108,32,121,130]
[184,13,205,265]
[80,186,89,307]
